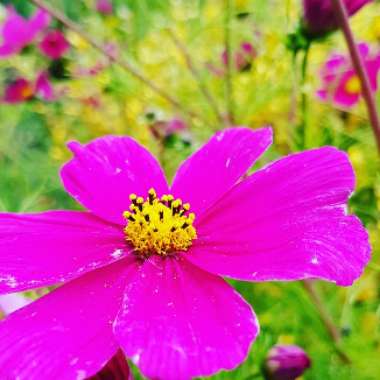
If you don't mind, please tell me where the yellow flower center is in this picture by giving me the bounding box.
[345,75,361,95]
[123,188,197,257]
[21,85,34,99]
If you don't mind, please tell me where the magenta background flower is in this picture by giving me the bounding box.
[96,0,113,14]
[2,72,55,103]
[2,78,35,103]
[221,41,257,72]
[317,42,380,108]
[0,128,370,379]
[263,345,311,380]
[0,6,50,58]
[39,30,70,59]
[303,0,373,37]
[35,71,55,101]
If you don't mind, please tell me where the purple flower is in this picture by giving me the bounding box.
[303,0,373,37]
[39,30,70,60]
[2,72,55,103]
[0,6,50,58]
[264,345,311,380]
[317,42,380,108]
[96,0,113,15]
[0,128,370,379]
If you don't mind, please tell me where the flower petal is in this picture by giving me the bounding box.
[189,147,370,286]
[61,136,169,224]
[0,210,129,293]
[114,255,258,380]
[170,127,272,217]
[0,258,136,380]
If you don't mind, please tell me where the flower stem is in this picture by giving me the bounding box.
[299,43,310,149]
[302,280,351,364]
[166,29,227,127]
[29,0,201,122]
[224,0,234,124]
[330,0,380,153]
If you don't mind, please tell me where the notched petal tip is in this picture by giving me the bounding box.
[66,140,83,156]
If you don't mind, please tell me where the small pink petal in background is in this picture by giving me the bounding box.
[0,7,50,58]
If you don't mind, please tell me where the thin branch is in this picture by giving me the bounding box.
[302,280,351,364]
[167,29,227,127]
[299,43,311,148]
[224,0,234,124]
[330,0,380,153]
[29,0,200,122]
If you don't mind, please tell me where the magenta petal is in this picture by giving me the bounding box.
[0,210,129,292]
[0,259,136,380]
[61,136,169,224]
[114,256,258,380]
[189,147,370,286]
[171,127,272,217]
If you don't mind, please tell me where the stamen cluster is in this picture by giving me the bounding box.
[123,188,197,257]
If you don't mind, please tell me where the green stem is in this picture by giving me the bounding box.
[224,0,234,124]
[299,43,310,149]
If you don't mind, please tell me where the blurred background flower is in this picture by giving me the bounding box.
[263,344,311,380]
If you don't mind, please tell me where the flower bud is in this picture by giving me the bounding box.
[302,0,373,38]
[263,344,311,380]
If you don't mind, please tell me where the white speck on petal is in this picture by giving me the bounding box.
[76,370,87,380]
[132,353,141,365]
[115,167,122,174]
[216,132,225,142]
[311,256,319,265]
[111,249,123,259]
[70,357,79,366]
[225,158,231,168]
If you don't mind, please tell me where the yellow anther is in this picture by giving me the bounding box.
[123,188,197,257]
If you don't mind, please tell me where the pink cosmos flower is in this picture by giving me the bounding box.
[2,72,54,103]
[39,30,70,59]
[303,0,373,37]
[317,42,380,108]
[0,6,50,57]
[0,127,370,379]
[96,0,113,15]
